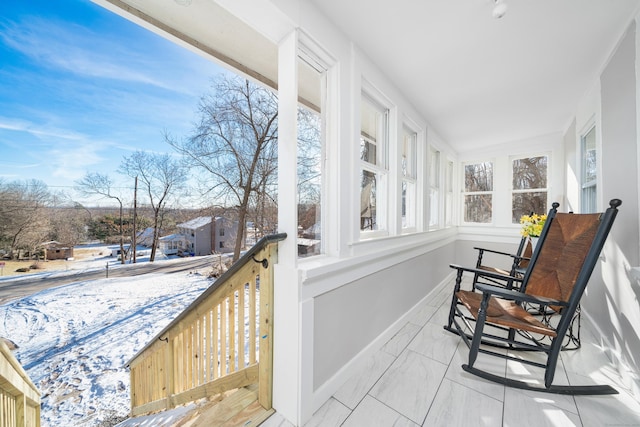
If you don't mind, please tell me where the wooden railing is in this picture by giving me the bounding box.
[127,233,286,416]
[0,341,41,427]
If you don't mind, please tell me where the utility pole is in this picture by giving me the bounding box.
[132,176,138,263]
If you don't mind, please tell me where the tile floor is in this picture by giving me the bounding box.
[262,279,640,427]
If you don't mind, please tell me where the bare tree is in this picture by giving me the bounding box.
[0,179,51,258]
[166,75,278,261]
[76,173,127,264]
[119,151,187,262]
[46,196,90,248]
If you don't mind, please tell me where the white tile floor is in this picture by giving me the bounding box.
[262,279,640,427]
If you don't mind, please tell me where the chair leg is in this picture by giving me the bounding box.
[544,344,562,388]
[468,293,490,367]
[447,269,464,328]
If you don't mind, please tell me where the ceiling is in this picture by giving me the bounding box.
[99,0,640,152]
[308,0,640,151]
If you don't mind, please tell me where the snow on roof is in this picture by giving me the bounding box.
[38,241,62,247]
[159,234,184,242]
[136,227,155,238]
[178,216,212,230]
[297,238,320,247]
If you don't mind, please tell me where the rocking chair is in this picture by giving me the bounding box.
[445,199,621,395]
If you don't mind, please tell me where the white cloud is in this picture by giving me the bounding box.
[0,117,85,141]
[0,17,213,95]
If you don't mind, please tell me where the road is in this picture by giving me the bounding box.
[0,255,216,305]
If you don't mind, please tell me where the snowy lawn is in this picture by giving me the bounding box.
[0,272,213,426]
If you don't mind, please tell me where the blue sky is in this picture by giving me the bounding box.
[0,0,225,205]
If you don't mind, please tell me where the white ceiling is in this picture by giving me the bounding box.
[102,0,640,153]
[309,0,640,151]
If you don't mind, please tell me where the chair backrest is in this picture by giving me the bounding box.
[521,199,621,314]
[516,238,533,270]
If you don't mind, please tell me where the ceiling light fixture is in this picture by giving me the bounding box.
[492,0,508,19]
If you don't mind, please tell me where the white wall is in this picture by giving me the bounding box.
[565,19,640,399]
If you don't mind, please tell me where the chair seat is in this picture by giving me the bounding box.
[456,290,558,337]
[477,265,512,276]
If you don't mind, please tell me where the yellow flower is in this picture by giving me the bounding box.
[520,213,547,237]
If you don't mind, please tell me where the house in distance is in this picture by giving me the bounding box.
[160,216,239,257]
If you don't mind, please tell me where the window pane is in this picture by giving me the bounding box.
[512,192,547,222]
[297,55,323,258]
[445,160,453,226]
[402,181,416,228]
[582,184,597,213]
[360,135,377,164]
[583,127,596,183]
[298,107,322,256]
[512,156,547,190]
[360,170,377,230]
[430,149,440,185]
[402,127,417,230]
[402,129,416,178]
[464,162,493,192]
[464,195,492,223]
[429,149,441,229]
[430,188,439,226]
[582,126,597,213]
[402,181,407,219]
[361,95,384,167]
[360,91,388,234]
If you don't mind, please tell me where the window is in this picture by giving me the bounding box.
[401,125,417,230]
[219,241,224,249]
[511,155,548,221]
[429,148,440,229]
[360,93,388,232]
[297,47,324,258]
[445,160,454,227]
[297,105,322,253]
[581,126,597,213]
[463,161,493,223]
[219,228,225,236]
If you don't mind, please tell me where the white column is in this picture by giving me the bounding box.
[273,29,301,424]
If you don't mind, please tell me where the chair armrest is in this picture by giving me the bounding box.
[472,247,519,258]
[449,264,524,284]
[474,282,569,307]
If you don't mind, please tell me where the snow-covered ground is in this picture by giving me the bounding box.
[0,268,214,426]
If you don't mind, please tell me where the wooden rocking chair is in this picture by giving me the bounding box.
[445,199,621,395]
[468,206,582,349]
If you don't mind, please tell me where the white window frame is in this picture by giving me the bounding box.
[401,124,417,232]
[510,153,550,222]
[444,158,454,227]
[580,124,597,213]
[461,160,494,224]
[359,90,389,237]
[428,146,441,230]
[296,36,330,257]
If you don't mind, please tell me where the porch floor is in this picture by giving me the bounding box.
[263,278,640,426]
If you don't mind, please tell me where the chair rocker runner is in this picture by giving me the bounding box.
[445,199,622,395]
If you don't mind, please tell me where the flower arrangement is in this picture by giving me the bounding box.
[520,213,547,237]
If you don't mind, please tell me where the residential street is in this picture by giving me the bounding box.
[0,255,216,305]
